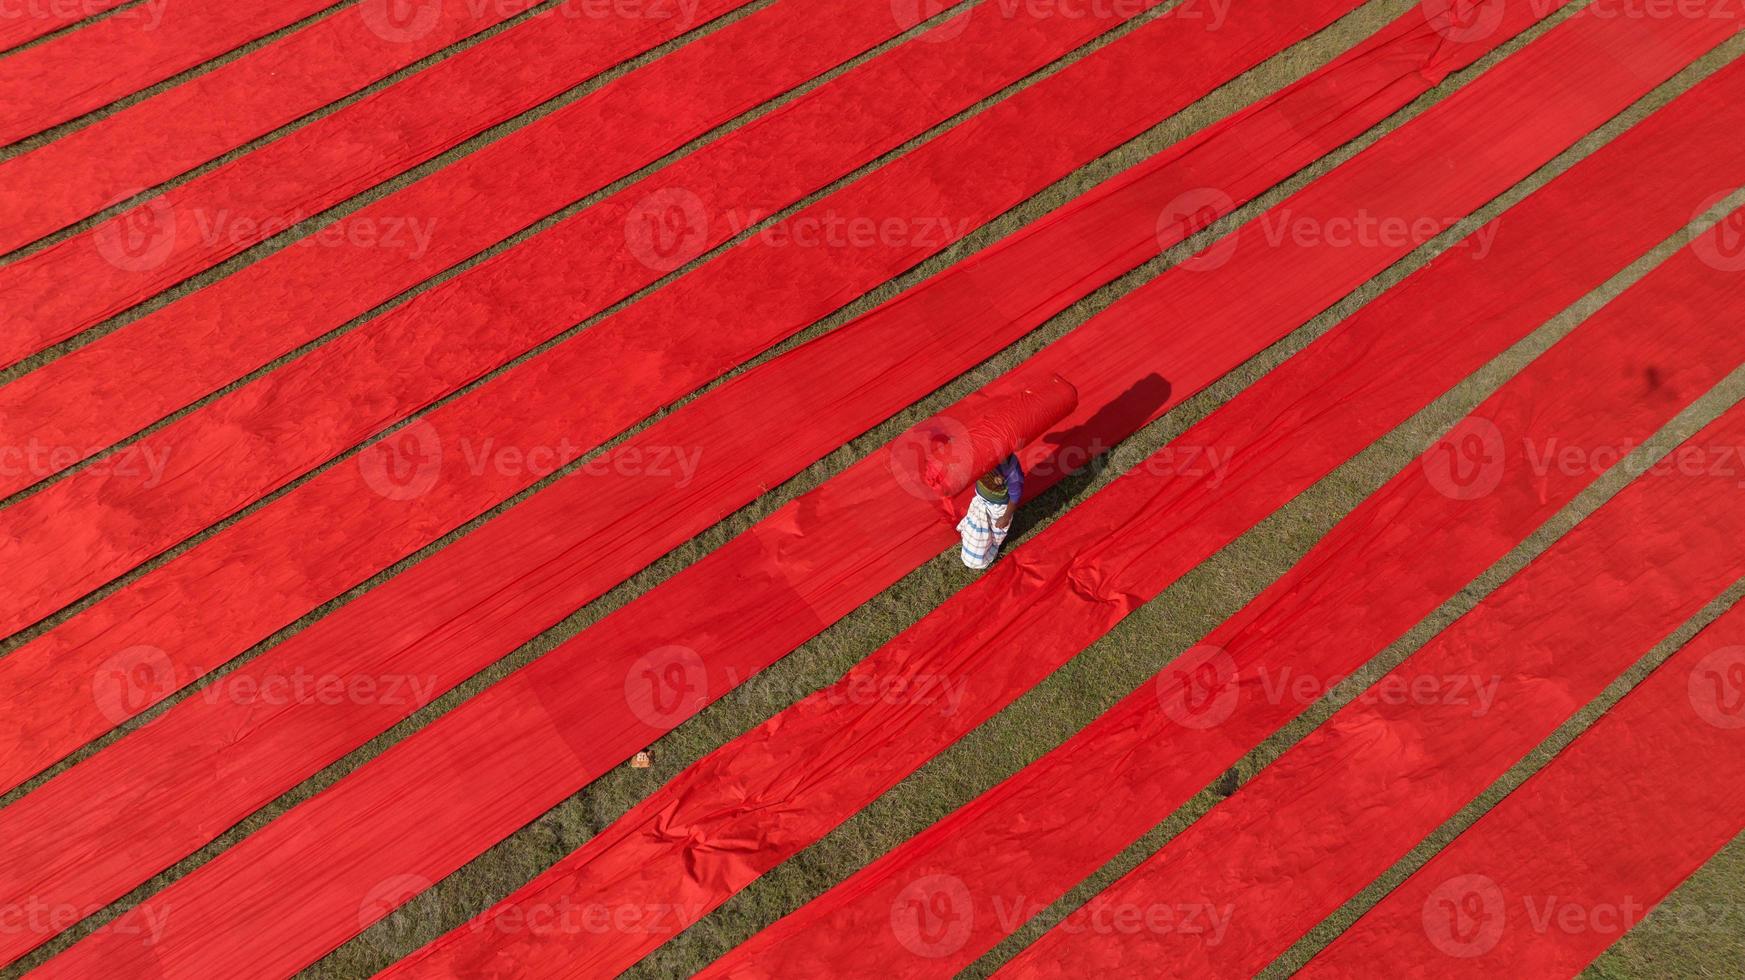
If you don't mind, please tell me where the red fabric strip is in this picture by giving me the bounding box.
[0,0,927,495]
[736,202,1745,969]
[380,14,1737,979]
[0,0,547,251]
[0,0,1304,779]
[0,2,1351,968]
[0,0,938,501]
[1304,590,1745,978]
[1002,259,1745,977]
[21,7,1516,975]
[0,0,346,144]
[0,0,755,368]
[916,375,1078,498]
[0,0,1117,630]
[0,0,129,53]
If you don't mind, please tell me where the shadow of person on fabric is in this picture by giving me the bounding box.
[1008,372,1172,541]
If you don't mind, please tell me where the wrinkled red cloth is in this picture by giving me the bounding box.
[0,0,549,251]
[0,0,1170,635]
[700,50,1745,980]
[0,0,124,51]
[1306,596,1745,977]
[998,219,1745,980]
[897,375,1078,498]
[0,0,344,145]
[0,0,761,368]
[373,13,1737,979]
[0,1,1358,970]
[22,5,1502,975]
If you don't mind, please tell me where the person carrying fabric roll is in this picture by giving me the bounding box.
[957,453,1024,569]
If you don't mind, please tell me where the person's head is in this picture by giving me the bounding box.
[980,467,1007,493]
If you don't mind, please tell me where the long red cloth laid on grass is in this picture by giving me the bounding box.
[1304,592,1745,978]
[0,2,1362,967]
[30,7,1619,969]
[14,9,1579,976]
[0,0,1203,632]
[0,0,1346,788]
[0,0,347,144]
[349,18,1744,980]
[0,0,127,52]
[916,376,1079,497]
[1002,312,1745,979]
[0,0,547,252]
[0,0,954,502]
[0,0,761,369]
[13,5,1644,974]
[729,196,1745,969]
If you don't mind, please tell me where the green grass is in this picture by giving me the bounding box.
[7,1,1745,977]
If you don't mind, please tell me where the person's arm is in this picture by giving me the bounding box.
[1002,455,1024,507]
[994,456,1023,529]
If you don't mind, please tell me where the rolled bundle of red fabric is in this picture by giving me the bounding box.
[891,374,1079,499]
